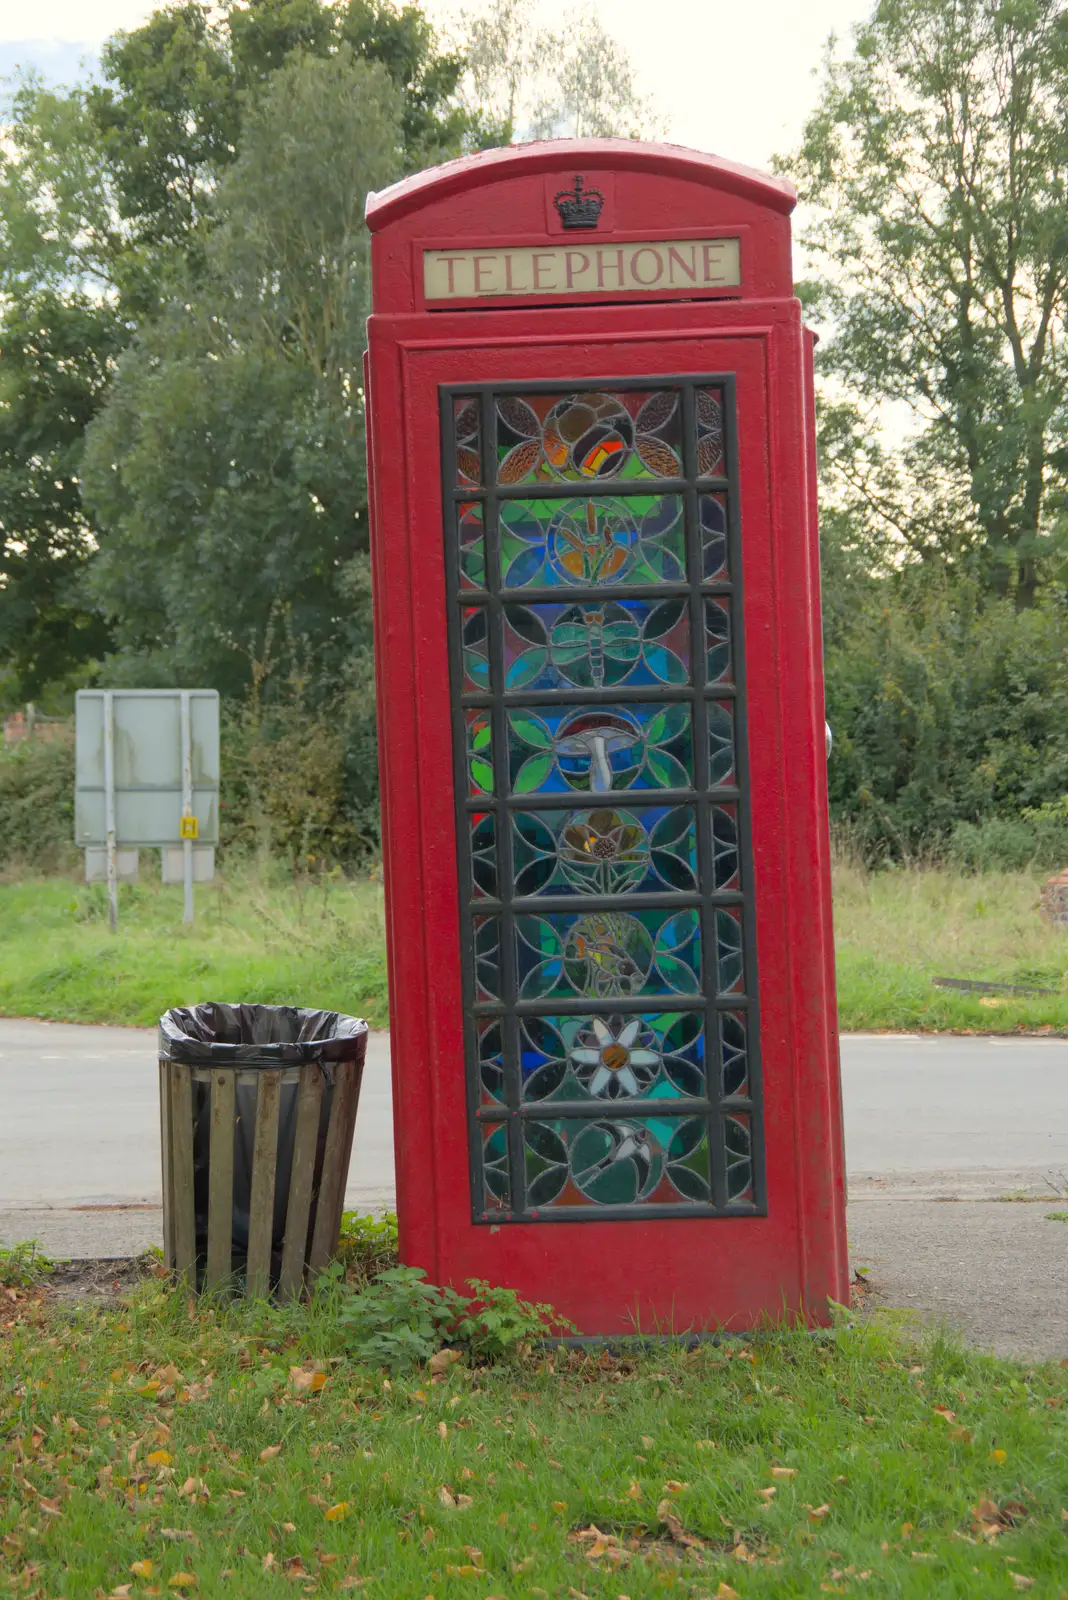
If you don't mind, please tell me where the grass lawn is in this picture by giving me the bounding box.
[3,863,1068,1035]
[0,872,389,1031]
[1,1265,1066,1600]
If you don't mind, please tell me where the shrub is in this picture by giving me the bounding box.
[0,732,77,874]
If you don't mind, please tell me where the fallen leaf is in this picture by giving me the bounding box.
[657,1500,704,1549]
[1011,1577,1036,1591]
[456,1494,473,1509]
[439,1487,457,1508]
[167,1576,197,1590]
[259,1445,282,1461]
[757,1485,777,1499]
[325,1503,349,1522]
[933,1405,956,1423]
[662,1480,687,1494]
[990,1449,1007,1464]
[130,1560,154,1578]
[948,1426,973,1443]
[263,1555,276,1571]
[445,1565,479,1577]
[716,1587,740,1600]
[146,1452,173,1468]
[552,1501,567,1513]
[807,1504,831,1522]
[429,1349,462,1375]
[160,1530,196,1542]
[771,1466,797,1478]
[281,1556,306,1578]
[624,1481,642,1500]
[640,1435,654,1448]
[38,1498,62,1517]
[438,1422,448,1440]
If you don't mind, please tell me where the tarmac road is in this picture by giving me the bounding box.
[2,1021,1066,1356]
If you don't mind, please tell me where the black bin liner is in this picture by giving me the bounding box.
[159,1003,368,1275]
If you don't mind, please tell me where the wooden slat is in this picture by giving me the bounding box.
[205,1071,237,1290]
[328,1056,366,1256]
[159,1058,175,1270]
[308,1061,362,1274]
[169,1061,197,1284]
[278,1064,324,1302]
[246,1071,282,1298]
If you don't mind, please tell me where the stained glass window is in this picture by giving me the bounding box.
[444,378,762,1222]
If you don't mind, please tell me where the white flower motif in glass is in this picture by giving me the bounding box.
[570,1018,660,1098]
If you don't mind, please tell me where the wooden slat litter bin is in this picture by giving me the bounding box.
[158,1005,368,1300]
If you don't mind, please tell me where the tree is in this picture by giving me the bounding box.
[457,0,663,142]
[80,49,400,698]
[0,0,475,704]
[783,0,1068,606]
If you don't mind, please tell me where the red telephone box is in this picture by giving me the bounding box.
[364,139,847,1334]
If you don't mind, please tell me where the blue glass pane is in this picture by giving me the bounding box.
[519,1011,706,1103]
[499,495,686,589]
[503,599,690,692]
[508,702,693,795]
[512,805,698,897]
[523,1114,711,1207]
[515,907,701,1002]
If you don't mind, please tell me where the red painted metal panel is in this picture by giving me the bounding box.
[365,143,847,1334]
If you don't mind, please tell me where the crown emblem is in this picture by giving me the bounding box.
[554,175,605,230]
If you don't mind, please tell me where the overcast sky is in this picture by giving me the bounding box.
[1,0,874,170]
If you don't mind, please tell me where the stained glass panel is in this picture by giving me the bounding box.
[462,606,490,692]
[469,812,497,899]
[515,907,701,1002]
[473,915,500,1001]
[696,388,725,478]
[478,1018,505,1105]
[465,711,493,796]
[715,907,744,995]
[725,1113,754,1203]
[496,389,684,484]
[519,1011,706,1103]
[711,803,740,890]
[454,396,482,487]
[720,1010,748,1098]
[499,496,686,589]
[701,494,728,581]
[480,1122,510,1211]
[523,1115,711,1207]
[512,805,698,898]
[508,702,693,794]
[458,503,485,591]
[705,598,731,685]
[446,378,761,1222]
[502,599,691,692]
[707,700,735,788]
